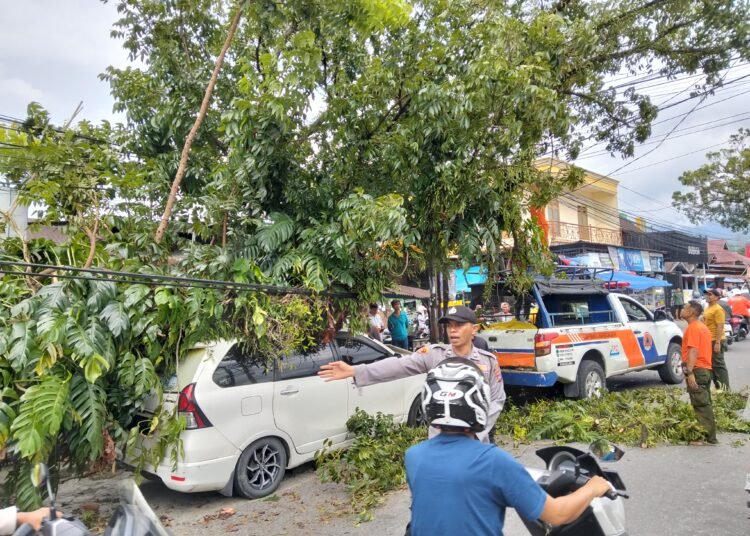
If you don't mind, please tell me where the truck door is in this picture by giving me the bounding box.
[615,296,660,366]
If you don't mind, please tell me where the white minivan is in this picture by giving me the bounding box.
[128,333,426,498]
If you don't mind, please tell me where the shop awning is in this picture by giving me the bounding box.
[600,271,672,291]
[384,285,431,299]
[454,267,487,293]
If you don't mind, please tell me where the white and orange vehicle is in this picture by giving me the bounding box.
[476,278,684,399]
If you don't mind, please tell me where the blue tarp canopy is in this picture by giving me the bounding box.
[601,271,672,291]
[454,266,487,293]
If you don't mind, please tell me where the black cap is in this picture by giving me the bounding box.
[438,305,479,324]
[704,288,721,297]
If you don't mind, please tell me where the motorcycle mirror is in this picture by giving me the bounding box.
[30,463,48,489]
[589,439,625,462]
[30,463,56,512]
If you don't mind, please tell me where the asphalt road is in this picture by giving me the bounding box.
[56,334,750,535]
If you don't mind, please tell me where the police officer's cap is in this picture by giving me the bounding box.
[438,306,479,324]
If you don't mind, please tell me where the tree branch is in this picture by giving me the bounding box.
[155,1,248,244]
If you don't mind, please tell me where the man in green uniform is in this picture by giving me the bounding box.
[680,301,718,445]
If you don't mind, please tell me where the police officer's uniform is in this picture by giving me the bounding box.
[353,307,505,444]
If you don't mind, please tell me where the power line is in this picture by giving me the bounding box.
[603,63,743,179]
[559,190,734,240]
[610,141,729,176]
[0,114,118,147]
[570,81,750,159]
[576,114,750,160]
[573,89,750,159]
[0,260,356,298]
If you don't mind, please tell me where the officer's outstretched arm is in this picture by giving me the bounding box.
[318,361,354,381]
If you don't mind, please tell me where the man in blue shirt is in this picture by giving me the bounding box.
[405,359,611,536]
[388,300,410,349]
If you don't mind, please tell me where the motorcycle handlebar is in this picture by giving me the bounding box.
[573,473,629,501]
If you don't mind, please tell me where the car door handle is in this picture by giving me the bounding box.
[633,330,642,335]
[280,387,299,395]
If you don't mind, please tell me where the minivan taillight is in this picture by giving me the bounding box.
[534,332,559,357]
[178,383,212,429]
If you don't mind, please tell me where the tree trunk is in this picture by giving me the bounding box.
[440,268,450,344]
[428,262,439,343]
[154,2,246,243]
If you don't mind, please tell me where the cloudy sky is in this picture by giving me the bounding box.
[1,1,749,242]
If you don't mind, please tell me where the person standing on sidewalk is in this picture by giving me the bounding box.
[672,288,684,319]
[703,289,730,390]
[367,303,384,341]
[680,301,718,445]
[388,300,410,349]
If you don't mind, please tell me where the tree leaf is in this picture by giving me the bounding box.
[11,374,70,458]
[101,301,130,337]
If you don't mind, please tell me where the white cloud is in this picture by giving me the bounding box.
[0,0,127,123]
[0,76,45,108]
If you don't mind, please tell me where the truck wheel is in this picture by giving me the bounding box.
[407,395,428,427]
[575,361,605,400]
[658,342,683,384]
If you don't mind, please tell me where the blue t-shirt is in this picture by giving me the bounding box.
[388,312,410,340]
[405,434,547,536]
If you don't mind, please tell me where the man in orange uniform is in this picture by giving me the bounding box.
[680,301,718,445]
[703,289,730,390]
[728,290,750,321]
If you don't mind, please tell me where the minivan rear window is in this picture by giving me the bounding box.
[213,344,274,388]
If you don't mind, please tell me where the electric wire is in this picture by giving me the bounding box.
[0,260,357,298]
[558,189,735,239]
[608,141,730,176]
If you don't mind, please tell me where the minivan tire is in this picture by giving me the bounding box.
[234,437,287,499]
[407,395,427,427]
[658,342,683,384]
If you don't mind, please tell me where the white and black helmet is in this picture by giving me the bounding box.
[422,358,491,432]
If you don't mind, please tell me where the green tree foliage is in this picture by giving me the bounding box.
[102,0,750,281]
[672,128,750,230]
[1,0,750,505]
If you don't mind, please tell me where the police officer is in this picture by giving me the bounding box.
[318,305,505,443]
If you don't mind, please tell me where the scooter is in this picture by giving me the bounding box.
[13,464,170,536]
[521,440,628,536]
[730,315,748,342]
[725,322,735,346]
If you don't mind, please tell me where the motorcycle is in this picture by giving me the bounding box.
[13,464,170,536]
[725,321,735,346]
[730,314,748,342]
[520,440,628,536]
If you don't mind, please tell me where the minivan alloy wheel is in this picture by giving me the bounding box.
[234,437,288,499]
[247,444,282,490]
